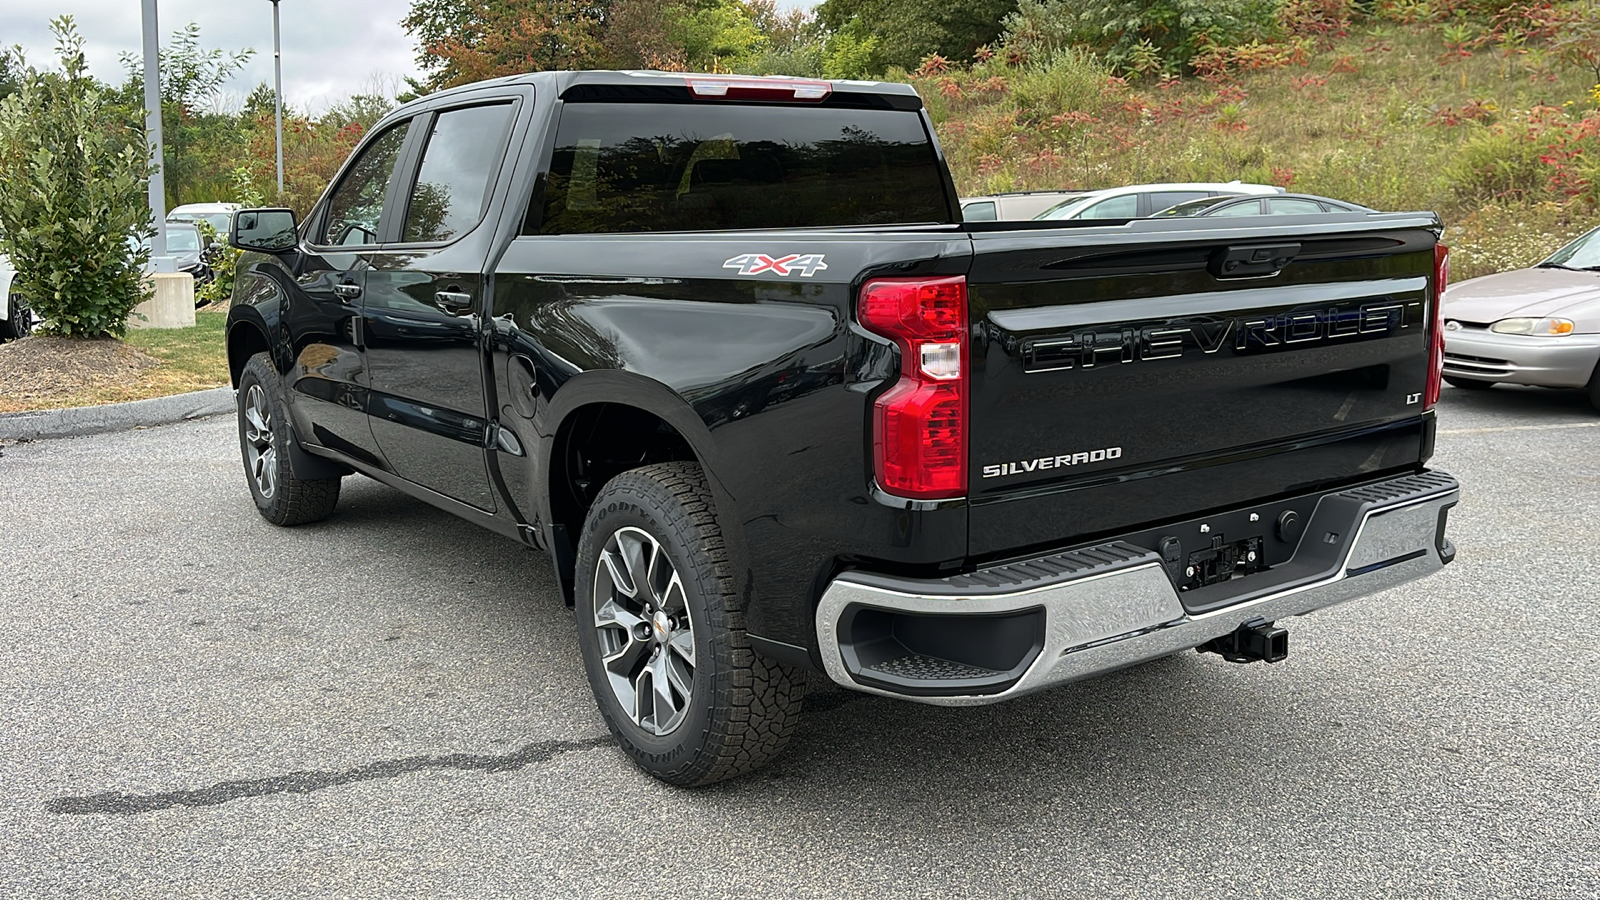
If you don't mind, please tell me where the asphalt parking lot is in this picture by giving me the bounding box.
[1,386,1596,898]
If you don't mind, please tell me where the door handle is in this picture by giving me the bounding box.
[435,291,474,314]
[332,282,362,299]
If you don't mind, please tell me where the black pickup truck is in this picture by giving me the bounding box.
[226,71,1459,786]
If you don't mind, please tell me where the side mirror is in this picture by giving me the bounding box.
[231,208,299,254]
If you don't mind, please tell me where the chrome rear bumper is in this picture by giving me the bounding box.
[815,471,1459,706]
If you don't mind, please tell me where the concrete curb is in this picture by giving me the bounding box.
[0,387,234,441]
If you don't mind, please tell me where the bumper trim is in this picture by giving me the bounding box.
[816,470,1459,706]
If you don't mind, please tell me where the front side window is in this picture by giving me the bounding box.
[538,102,951,234]
[403,104,514,243]
[1213,200,1266,217]
[320,122,410,246]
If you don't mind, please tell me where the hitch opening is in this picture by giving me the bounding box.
[1200,617,1288,664]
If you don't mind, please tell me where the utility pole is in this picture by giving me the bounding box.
[141,0,174,271]
[271,0,284,197]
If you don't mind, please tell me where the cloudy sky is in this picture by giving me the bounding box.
[2,1,420,113]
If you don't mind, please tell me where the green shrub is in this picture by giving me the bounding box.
[1442,116,1564,205]
[0,18,150,338]
[1003,0,1283,71]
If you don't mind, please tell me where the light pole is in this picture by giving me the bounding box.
[140,0,174,271]
[270,0,284,197]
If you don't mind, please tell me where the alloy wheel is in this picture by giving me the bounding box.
[591,526,697,735]
[242,384,278,500]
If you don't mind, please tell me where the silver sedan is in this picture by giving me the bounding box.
[1442,225,1600,409]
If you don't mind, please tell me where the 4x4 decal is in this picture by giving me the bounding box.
[723,253,828,277]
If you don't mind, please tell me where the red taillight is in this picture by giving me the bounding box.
[686,77,831,102]
[1426,243,1449,410]
[858,276,968,499]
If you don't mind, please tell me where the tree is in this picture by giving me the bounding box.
[0,48,21,101]
[815,0,1015,72]
[402,0,610,91]
[0,19,151,338]
[119,23,254,207]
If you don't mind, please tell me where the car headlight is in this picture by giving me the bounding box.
[1489,317,1575,336]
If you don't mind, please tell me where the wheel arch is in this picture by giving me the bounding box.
[539,372,739,605]
[226,316,273,389]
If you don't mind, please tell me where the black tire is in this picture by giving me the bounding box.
[574,461,807,786]
[1588,362,1600,413]
[237,353,341,526]
[1,290,31,341]
[1443,376,1494,390]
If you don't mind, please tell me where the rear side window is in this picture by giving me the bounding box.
[1268,198,1326,215]
[963,201,997,221]
[537,102,951,234]
[404,104,514,243]
[1148,191,1209,213]
[1079,194,1137,219]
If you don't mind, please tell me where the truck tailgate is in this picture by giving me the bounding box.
[966,216,1442,557]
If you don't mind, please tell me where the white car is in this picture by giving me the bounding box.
[1034,181,1286,220]
[1,251,32,341]
[167,202,240,236]
[961,191,1090,221]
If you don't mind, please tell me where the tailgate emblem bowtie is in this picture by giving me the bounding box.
[723,253,828,277]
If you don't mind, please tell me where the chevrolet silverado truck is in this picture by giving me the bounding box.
[225,71,1460,786]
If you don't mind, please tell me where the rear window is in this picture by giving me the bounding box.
[537,102,951,234]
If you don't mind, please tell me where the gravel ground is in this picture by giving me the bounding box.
[0,386,1595,898]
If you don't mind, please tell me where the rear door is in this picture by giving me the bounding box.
[363,101,518,512]
[965,217,1441,556]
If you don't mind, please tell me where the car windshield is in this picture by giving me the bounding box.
[1540,227,1600,269]
[1033,194,1103,220]
[1151,196,1236,218]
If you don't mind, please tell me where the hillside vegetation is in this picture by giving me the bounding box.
[904,4,1600,279]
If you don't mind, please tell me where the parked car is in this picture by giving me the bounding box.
[1152,193,1373,217]
[167,202,239,236]
[961,191,1088,221]
[1441,225,1600,407]
[1033,181,1286,220]
[0,249,32,341]
[225,70,1457,787]
[135,223,214,295]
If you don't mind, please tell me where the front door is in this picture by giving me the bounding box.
[363,102,517,512]
[281,119,416,466]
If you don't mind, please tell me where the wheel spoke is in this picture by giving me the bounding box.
[662,647,693,702]
[660,571,686,616]
[667,629,696,669]
[617,531,650,601]
[261,447,278,498]
[633,665,657,729]
[599,549,635,599]
[650,653,681,727]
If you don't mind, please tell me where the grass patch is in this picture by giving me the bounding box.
[0,310,230,413]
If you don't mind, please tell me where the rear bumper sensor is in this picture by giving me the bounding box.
[815,469,1459,705]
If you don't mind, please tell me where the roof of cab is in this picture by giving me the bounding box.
[386,70,922,118]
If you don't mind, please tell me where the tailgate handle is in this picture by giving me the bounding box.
[1211,243,1300,280]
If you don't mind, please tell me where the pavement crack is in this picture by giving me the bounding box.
[46,736,615,816]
